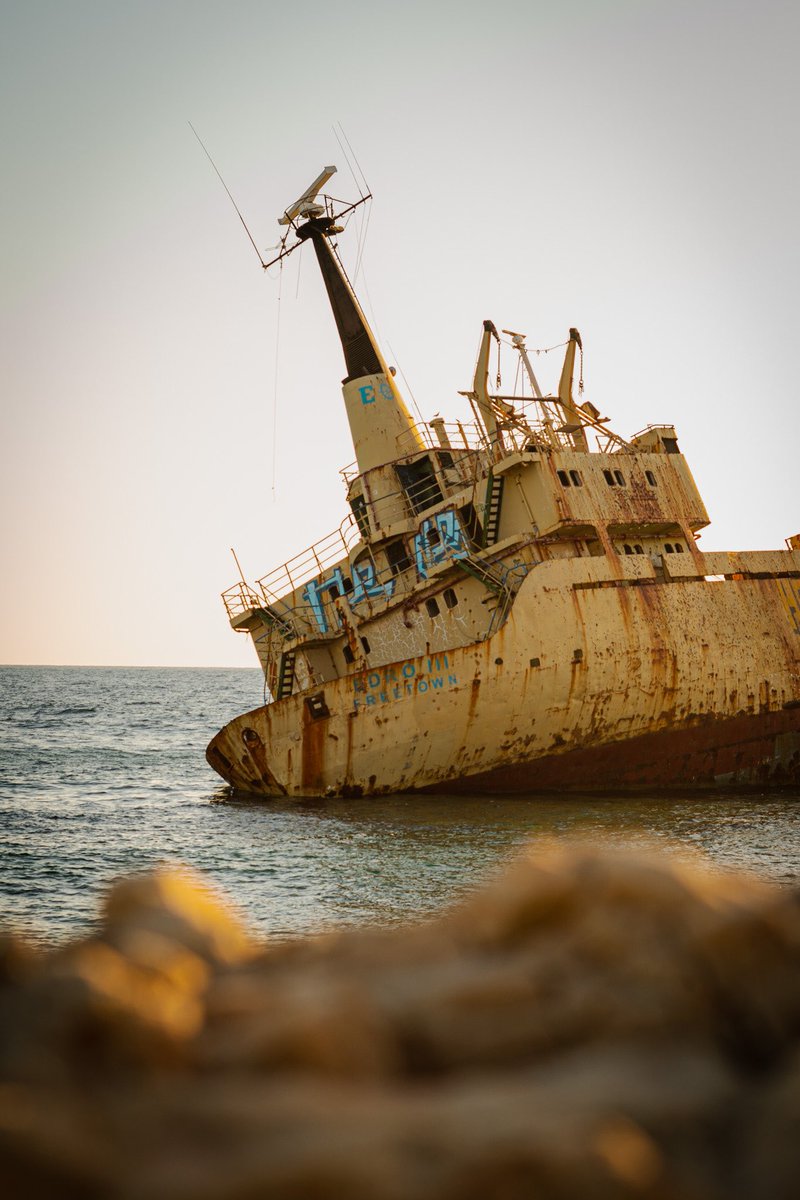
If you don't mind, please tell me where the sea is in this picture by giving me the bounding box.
[1,665,799,948]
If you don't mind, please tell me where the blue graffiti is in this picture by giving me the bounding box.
[304,561,397,634]
[413,510,468,580]
[302,567,347,635]
[350,560,396,608]
[358,384,375,405]
[303,511,466,635]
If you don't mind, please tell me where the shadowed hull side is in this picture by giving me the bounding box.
[419,707,800,793]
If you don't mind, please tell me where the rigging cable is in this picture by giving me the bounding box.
[188,122,265,267]
[337,122,371,195]
[387,342,426,427]
[332,124,365,199]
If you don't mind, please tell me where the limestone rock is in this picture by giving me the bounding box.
[2,845,800,1198]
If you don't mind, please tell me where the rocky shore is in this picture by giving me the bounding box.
[2,843,800,1198]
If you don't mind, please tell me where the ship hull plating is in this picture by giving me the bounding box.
[207,567,800,797]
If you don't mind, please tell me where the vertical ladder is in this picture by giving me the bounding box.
[483,472,505,547]
[276,650,296,700]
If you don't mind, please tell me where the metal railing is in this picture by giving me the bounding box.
[256,514,362,604]
[222,581,263,623]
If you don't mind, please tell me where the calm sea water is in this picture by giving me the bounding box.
[1,665,798,946]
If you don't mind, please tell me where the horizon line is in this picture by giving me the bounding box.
[0,663,260,671]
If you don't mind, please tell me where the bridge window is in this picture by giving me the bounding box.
[662,437,680,454]
[360,636,371,654]
[623,543,633,555]
[557,470,571,487]
[349,494,370,538]
[396,456,443,514]
[343,645,355,664]
[444,587,458,609]
[603,469,616,486]
[569,470,583,487]
[645,470,657,487]
[614,470,626,486]
[674,542,684,553]
[634,544,644,555]
[425,597,440,617]
[665,543,675,554]
[386,539,412,576]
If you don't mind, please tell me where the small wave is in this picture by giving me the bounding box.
[52,706,98,717]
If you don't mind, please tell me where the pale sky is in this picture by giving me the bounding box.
[1,0,798,667]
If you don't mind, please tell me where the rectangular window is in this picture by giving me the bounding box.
[557,469,571,487]
[425,597,440,617]
[569,470,583,487]
[662,437,680,454]
[444,587,458,609]
[603,469,616,486]
[396,456,443,515]
[386,539,412,576]
[614,470,626,486]
[645,470,657,487]
[349,493,370,539]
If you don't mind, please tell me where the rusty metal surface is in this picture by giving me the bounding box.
[207,562,800,797]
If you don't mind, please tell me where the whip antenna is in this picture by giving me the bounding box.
[189,122,266,268]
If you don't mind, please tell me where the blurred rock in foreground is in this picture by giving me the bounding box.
[2,844,800,1199]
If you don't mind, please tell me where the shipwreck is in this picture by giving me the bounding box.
[207,167,800,795]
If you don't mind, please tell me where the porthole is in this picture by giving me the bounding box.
[443,587,458,609]
[425,597,440,617]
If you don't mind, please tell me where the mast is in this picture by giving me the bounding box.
[271,168,424,475]
[296,216,423,472]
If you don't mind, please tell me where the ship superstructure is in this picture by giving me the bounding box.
[207,168,800,795]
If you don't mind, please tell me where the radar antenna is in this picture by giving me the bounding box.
[265,165,371,271]
[278,166,338,226]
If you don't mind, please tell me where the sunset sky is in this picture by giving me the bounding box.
[2,0,798,667]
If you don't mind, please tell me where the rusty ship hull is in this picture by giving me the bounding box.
[208,552,800,796]
[206,166,800,798]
